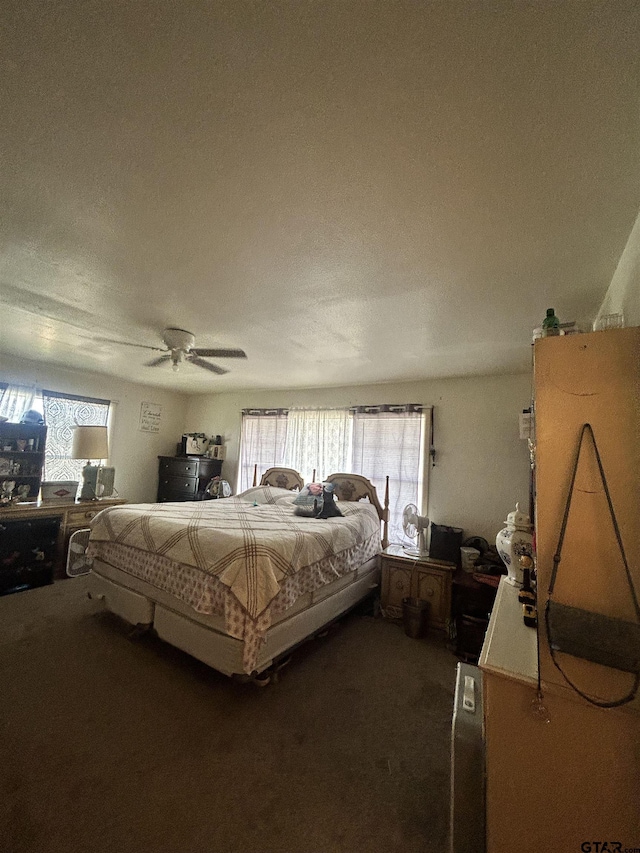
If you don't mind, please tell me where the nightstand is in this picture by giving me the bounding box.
[380,544,456,633]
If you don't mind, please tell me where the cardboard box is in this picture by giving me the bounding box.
[41,481,78,502]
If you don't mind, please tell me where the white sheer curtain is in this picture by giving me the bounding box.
[239,410,288,492]
[351,406,428,545]
[0,384,39,422]
[283,408,351,483]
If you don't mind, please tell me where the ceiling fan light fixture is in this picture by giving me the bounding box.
[98,327,246,376]
[171,349,183,372]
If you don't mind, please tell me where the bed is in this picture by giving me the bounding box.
[86,470,389,681]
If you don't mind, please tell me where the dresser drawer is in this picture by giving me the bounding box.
[66,506,102,530]
[157,477,198,501]
[159,458,199,477]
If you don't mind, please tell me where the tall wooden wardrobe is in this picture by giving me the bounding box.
[480,326,640,853]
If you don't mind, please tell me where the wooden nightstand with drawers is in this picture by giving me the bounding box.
[380,544,456,633]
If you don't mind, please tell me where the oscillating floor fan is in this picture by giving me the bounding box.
[66,528,93,576]
[402,503,430,557]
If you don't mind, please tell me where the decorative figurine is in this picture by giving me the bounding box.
[1,480,16,503]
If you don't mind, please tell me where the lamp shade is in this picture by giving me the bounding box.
[71,425,109,461]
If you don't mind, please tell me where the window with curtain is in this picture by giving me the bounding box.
[0,383,40,423]
[351,405,426,544]
[240,404,430,544]
[42,390,111,482]
[238,409,288,492]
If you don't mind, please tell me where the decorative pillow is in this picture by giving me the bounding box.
[236,485,295,505]
[293,482,343,518]
[293,482,325,516]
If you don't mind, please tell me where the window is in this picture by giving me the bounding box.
[351,405,426,544]
[240,404,430,544]
[0,383,39,423]
[0,384,112,484]
[42,391,110,482]
[239,409,288,492]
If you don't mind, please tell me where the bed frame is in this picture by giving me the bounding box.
[87,471,389,683]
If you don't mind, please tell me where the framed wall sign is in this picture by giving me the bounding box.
[139,402,162,433]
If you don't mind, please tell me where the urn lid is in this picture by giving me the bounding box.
[504,502,532,530]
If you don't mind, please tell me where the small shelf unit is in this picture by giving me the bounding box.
[0,423,48,502]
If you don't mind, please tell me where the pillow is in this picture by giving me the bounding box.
[292,482,324,516]
[293,482,324,502]
[236,485,295,505]
[293,482,341,518]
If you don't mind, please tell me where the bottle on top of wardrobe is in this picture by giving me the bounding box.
[541,308,561,336]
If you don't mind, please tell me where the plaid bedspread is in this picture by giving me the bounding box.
[87,497,381,672]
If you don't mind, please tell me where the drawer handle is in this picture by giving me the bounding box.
[395,580,405,590]
[85,511,97,519]
[425,588,434,597]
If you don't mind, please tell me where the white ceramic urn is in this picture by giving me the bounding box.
[496,503,534,587]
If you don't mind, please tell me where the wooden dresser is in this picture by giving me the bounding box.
[0,497,126,588]
[380,544,456,633]
[157,455,223,502]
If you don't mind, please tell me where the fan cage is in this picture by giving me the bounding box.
[66,528,93,577]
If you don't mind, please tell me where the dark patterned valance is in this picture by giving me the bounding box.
[243,405,426,416]
[349,404,425,415]
[242,408,289,417]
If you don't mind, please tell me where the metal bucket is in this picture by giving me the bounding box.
[402,597,431,639]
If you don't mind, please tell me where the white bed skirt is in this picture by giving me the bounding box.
[88,556,380,677]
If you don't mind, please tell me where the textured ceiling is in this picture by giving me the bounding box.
[1,1,639,392]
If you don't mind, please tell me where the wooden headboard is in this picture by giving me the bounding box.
[252,465,304,491]
[325,473,389,549]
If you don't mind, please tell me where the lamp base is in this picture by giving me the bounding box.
[80,465,115,500]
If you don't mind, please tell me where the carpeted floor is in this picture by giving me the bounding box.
[0,578,457,853]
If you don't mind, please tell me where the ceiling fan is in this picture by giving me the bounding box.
[94,328,247,374]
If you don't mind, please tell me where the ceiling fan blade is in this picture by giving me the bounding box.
[93,336,167,352]
[145,354,172,367]
[188,356,229,375]
[190,348,247,359]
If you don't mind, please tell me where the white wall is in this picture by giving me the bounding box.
[186,373,532,542]
[0,355,188,503]
[1,352,532,536]
[596,207,640,327]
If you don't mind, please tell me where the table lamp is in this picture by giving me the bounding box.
[71,425,111,500]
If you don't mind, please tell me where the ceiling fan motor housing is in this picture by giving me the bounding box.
[163,328,195,352]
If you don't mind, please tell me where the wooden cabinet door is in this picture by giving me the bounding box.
[381,559,413,618]
[415,569,450,631]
